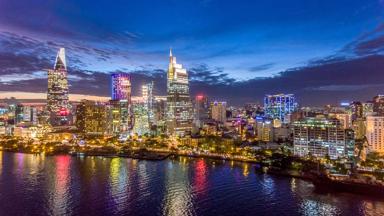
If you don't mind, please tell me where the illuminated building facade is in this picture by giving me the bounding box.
[366,116,384,154]
[132,102,150,136]
[154,97,167,134]
[255,117,273,142]
[75,100,107,135]
[166,49,193,136]
[111,73,131,101]
[14,104,37,125]
[142,82,154,125]
[194,95,210,128]
[210,101,227,123]
[264,94,297,122]
[108,73,132,137]
[47,48,70,126]
[108,100,131,136]
[293,117,354,159]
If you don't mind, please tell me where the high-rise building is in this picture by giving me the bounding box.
[366,116,384,154]
[255,117,273,142]
[293,117,354,159]
[132,103,150,136]
[108,100,131,136]
[194,95,210,128]
[210,101,227,123]
[47,48,70,126]
[111,73,131,101]
[373,95,384,116]
[14,105,38,125]
[75,100,107,135]
[264,94,297,122]
[142,82,154,125]
[108,73,132,137]
[166,49,193,136]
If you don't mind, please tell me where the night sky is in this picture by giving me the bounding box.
[0,0,384,105]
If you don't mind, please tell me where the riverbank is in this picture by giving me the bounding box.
[2,149,384,197]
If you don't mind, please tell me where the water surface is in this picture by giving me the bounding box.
[0,152,383,216]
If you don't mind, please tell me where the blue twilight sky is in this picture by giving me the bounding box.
[0,0,384,105]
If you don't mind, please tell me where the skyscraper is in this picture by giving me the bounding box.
[111,73,131,101]
[47,48,70,126]
[166,49,193,136]
[264,94,297,122]
[142,82,155,125]
[210,101,227,123]
[108,73,132,137]
[194,95,210,128]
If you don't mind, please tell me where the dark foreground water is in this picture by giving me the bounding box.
[0,152,383,216]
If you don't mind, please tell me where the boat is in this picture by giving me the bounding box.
[312,173,384,197]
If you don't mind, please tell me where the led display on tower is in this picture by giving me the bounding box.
[111,73,131,101]
[264,94,297,122]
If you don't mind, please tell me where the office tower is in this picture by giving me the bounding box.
[166,49,193,136]
[373,95,384,116]
[293,117,354,159]
[47,48,70,126]
[194,95,210,128]
[132,102,150,136]
[264,94,297,122]
[76,100,107,135]
[154,97,167,134]
[142,82,155,125]
[366,116,384,154]
[255,117,273,142]
[108,100,131,136]
[109,73,132,137]
[111,73,131,101]
[15,104,24,125]
[210,101,227,123]
[75,102,86,133]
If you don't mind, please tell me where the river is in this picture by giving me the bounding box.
[0,152,383,216]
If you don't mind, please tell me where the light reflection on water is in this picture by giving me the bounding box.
[0,152,383,216]
[162,159,195,216]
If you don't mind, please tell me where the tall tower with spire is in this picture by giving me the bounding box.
[47,48,70,126]
[166,49,193,136]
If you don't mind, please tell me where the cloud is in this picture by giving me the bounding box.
[341,22,384,56]
[1,22,384,106]
[248,63,275,72]
[188,64,236,85]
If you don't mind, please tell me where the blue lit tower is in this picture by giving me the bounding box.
[264,94,297,122]
[109,73,132,136]
[111,73,131,101]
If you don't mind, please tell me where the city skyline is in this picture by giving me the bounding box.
[0,1,384,105]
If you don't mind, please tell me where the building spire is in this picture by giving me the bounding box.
[169,47,173,57]
[54,48,66,70]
